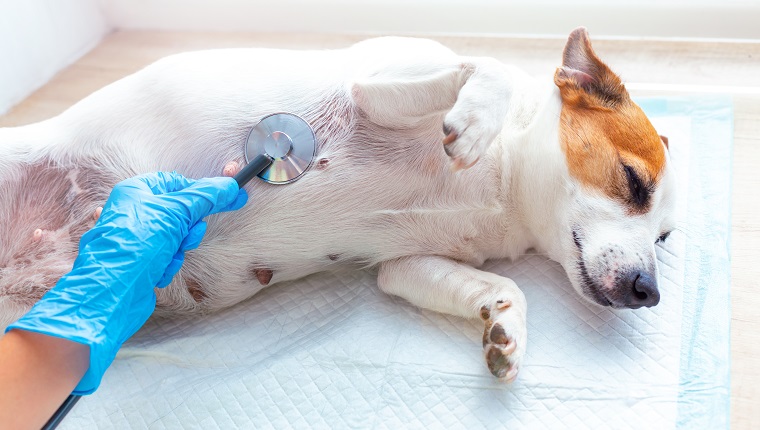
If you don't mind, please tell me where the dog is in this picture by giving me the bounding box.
[0,27,676,381]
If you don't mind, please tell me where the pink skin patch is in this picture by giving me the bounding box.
[2,160,121,310]
[222,161,240,177]
[602,274,616,290]
[601,262,621,290]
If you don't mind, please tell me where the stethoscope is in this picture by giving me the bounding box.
[233,112,317,187]
[43,113,317,430]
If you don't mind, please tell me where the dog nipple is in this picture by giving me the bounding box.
[32,229,44,241]
[252,267,274,286]
[185,278,207,303]
[93,207,103,221]
[222,161,240,177]
[316,158,330,170]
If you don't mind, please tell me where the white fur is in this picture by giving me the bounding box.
[0,36,677,380]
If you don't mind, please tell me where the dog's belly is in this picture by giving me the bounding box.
[165,117,506,313]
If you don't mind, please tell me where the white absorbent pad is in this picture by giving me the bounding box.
[63,96,732,429]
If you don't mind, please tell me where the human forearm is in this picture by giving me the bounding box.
[0,330,88,430]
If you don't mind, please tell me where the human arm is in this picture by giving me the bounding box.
[0,172,247,428]
[0,330,88,429]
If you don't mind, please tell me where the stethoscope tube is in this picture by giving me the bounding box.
[42,394,81,430]
[233,153,274,188]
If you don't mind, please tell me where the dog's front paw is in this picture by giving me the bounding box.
[480,299,526,382]
[442,106,503,171]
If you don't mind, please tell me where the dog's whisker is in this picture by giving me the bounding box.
[672,223,698,239]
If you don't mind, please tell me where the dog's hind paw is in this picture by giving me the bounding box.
[480,299,526,382]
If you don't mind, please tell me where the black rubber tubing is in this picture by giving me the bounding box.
[42,394,81,430]
[233,153,274,188]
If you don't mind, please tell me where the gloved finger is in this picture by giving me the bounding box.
[171,177,244,225]
[179,221,207,252]
[219,188,248,213]
[102,173,195,217]
[128,171,195,195]
[156,252,185,288]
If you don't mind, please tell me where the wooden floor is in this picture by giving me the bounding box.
[2,31,758,428]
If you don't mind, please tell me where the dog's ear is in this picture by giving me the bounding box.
[659,135,669,150]
[554,27,628,106]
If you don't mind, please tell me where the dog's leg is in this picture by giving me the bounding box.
[377,255,527,381]
[437,57,514,170]
[351,42,513,169]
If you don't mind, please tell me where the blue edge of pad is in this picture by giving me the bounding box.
[637,96,733,429]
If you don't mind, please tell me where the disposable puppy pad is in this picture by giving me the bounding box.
[62,97,732,429]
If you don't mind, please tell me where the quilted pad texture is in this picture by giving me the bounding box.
[62,97,732,429]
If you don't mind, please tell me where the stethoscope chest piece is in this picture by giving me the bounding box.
[237,112,317,186]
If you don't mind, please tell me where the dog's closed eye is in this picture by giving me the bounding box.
[656,231,671,244]
[623,164,652,210]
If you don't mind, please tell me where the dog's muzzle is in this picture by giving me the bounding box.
[573,230,660,309]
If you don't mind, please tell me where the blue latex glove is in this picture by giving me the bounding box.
[6,172,248,394]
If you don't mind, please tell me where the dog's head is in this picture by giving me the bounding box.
[544,28,677,309]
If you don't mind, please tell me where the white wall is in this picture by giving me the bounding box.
[0,0,109,115]
[2,0,758,115]
[99,0,760,40]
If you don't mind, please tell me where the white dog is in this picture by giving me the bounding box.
[0,27,676,381]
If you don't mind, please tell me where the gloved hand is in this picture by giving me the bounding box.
[6,172,248,394]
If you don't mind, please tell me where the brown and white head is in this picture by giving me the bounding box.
[533,27,677,309]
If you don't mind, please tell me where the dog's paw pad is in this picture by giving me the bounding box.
[485,340,518,378]
[481,301,524,382]
[483,321,518,381]
[479,305,491,320]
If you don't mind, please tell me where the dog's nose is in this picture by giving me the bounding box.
[622,271,660,308]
